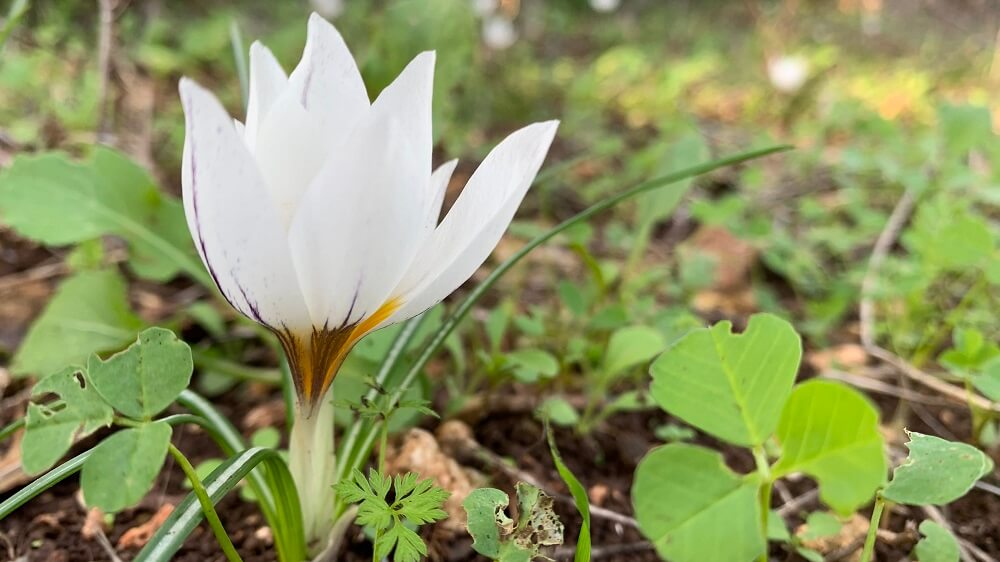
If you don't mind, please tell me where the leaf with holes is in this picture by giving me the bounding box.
[633,443,763,562]
[463,482,564,562]
[882,432,993,506]
[21,367,114,474]
[87,327,193,420]
[649,313,801,447]
[80,421,172,513]
[772,380,887,515]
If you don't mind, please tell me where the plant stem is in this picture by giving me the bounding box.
[372,417,391,562]
[860,495,886,562]
[288,389,337,554]
[167,443,242,562]
[377,416,390,474]
[752,446,772,562]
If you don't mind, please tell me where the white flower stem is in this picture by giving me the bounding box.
[288,389,337,554]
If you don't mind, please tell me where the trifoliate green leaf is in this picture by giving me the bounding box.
[633,443,764,562]
[87,327,193,420]
[772,380,887,515]
[81,421,172,513]
[21,367,114,474]
[649,313,802,447]
[913,520,959,562]
[883,432,993,506]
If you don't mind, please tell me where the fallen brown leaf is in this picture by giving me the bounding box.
[116,504,175,550]
[386,428,485,533]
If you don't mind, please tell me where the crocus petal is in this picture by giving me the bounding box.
[425,159,458,235]
[387,120,559,324]
[287,52,436,328]
[244,42,288,153]
[180,78,312,331]
[288,13,369,141]
[254,86,330,228]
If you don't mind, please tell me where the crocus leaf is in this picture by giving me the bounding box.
[632,443,764,562]
[81,421,172,513]
[882,431,993,506]
[87,327,193,420]
[772,380,887,515]
[913,520,960,562]
[12,269,144,377]
[547,426,588,562]
[0,147,206,284]
[602,325,665,381]
[21,368,114,474]
[649,313,802,447]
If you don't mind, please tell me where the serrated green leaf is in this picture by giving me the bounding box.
[882,432,993,506]
[772,380,887,515]
[913,520,959,562]
[0,148,205,283]
[87,327,193,420]
[383,523,426,562]
[21,368,114,474]
[649,313,802,447]
[81,421,172,512]
[633,443,764,562]
[602,325,665,381]
[12,269,144,377]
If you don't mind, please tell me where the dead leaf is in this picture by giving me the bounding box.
[797,513,868,561]
[81,507,108,540]
[688,226,758,292]
[806,344,868,372]
[116,504,174,550]
[385,428,485,533]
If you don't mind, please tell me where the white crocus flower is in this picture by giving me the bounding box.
[179,13,556,548]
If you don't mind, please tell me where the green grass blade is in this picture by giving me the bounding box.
[135,447,302,562]
[0,448,91,520]
[176,391,305,561]
[336,315,425,487]
[346,144,792,472]
[0,0,28,52]
[547,423,591,562]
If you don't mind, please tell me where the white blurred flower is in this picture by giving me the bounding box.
[590,0,621,13]
[482,15,518,50]
[767,55,809,94]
